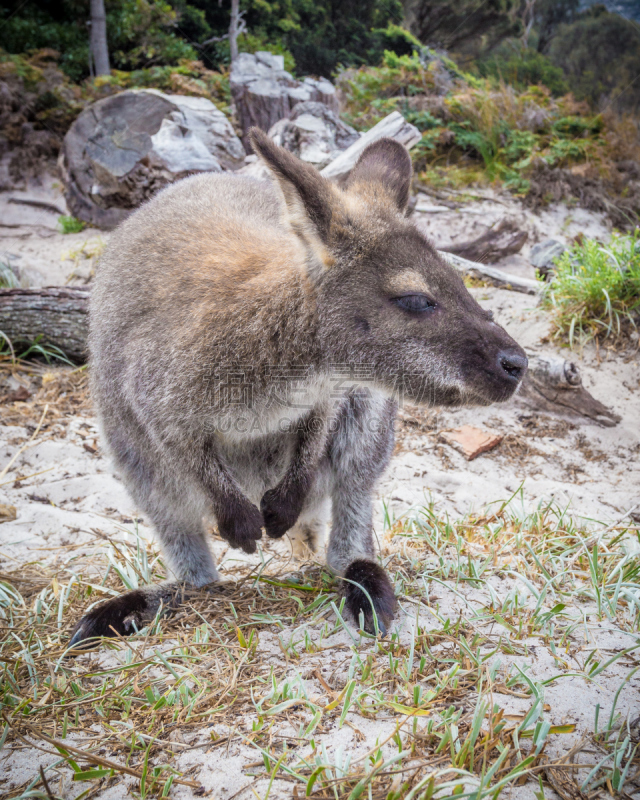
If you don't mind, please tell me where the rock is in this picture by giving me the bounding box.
[440,425,503,460]
[240,109,421,185]
[59,90,244,230]
[268,102,359,169]
[230,51,339,150]
[530,239,566,279]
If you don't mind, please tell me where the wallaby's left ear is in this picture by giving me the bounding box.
[250,127,337,245]
[345,138,412,212]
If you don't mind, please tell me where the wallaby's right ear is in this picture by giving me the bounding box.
[345,138,412,212]
[250,127,336,246]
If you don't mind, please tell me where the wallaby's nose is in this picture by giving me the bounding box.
[498,350,528,382]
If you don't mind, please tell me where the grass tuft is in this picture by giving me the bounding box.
[542,231,640,346]
[57,215,86,235]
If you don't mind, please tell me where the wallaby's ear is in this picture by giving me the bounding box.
[345,138,412,212]
[250,127,336,246]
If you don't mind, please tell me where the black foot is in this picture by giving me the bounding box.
[69,589,150,648]
[260,485,303,539]
[217,499,263,553]
[343,560,397,636]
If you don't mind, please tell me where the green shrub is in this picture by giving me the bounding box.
[58,216,86,235]
[477,46,569,96]
[548,8,640,114]
[543,232,640,346]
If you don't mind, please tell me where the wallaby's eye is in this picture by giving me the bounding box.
[392,294,437,314]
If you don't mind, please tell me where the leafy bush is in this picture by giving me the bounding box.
[0,0,414,81]
[0,0,197,81]
[58,216,86,234]
[108,0,197,70]
[548,7,640,113]
[338,52,624,197]
[543,232,640,346]
[477,46,568,96]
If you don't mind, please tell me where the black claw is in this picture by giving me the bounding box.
[69,589,148,648]
[343,559,397,636]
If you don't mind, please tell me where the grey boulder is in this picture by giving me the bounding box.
[268,102,359,169]
[230,51,338,150]
[60,89,244,229]
[530,239,566,279]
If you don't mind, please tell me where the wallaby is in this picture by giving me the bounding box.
[70,129,527,646]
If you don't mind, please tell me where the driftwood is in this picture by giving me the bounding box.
[518,354,620,427]
[320,111,422,182]
[440,219,528,263]
[0,287,89,362]
[441,252,541,294]
[7,197,66,215]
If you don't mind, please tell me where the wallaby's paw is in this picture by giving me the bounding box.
[218,501,263,553]
[260,485,303,539]
[343,560,397,636]
[69,590,149,648]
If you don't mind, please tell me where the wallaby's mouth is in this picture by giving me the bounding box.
[461,346,528,405]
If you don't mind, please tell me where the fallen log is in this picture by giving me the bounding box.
[441,252,541,294]
[518,354,620,427]
[0,287,89,362]
[440,219,528,263]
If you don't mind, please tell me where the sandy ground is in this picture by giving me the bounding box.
[0,184,639,798]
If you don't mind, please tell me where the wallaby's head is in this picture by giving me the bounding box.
[250,128,527,406]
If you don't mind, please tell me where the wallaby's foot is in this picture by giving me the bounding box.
[217,499,263,553]
[343,560,397,636]
[69,584,183,648]
[260,484,304,539]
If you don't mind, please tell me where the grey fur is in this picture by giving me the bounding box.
[72,132,527,643]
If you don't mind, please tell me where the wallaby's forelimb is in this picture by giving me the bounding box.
[200,439,263,554]
[261,403,331,538]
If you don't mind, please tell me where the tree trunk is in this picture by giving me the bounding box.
[0,287,90,363]
[90,0,110,77]
[229,0,240,63]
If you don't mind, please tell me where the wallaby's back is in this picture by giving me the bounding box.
[90,172,320,457]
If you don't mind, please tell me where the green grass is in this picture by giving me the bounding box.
[57,215,86,234]
[542,231,640,346]
[0,331,75,365]
[0,260,18,288]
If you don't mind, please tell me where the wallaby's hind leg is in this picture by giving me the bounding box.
[70,450,218,647]
[326,391,398,635]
